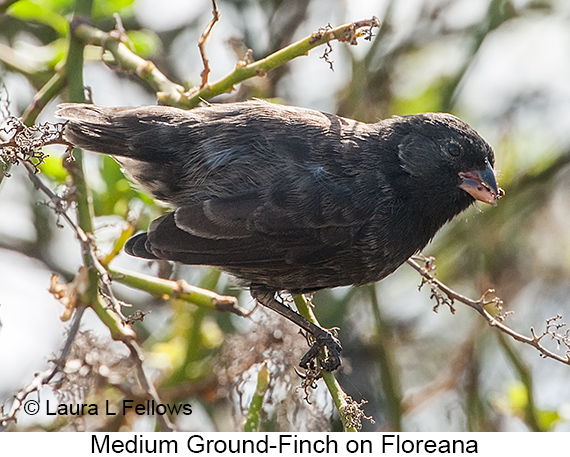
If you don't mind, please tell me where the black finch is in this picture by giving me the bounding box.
[57,100,501,371]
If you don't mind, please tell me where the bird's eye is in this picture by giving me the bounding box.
[447,142,461,157]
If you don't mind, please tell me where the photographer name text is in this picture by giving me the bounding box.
[27,399,192,417]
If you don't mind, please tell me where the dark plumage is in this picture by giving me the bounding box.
[57,100,501,371]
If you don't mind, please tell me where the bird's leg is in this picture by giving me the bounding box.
[251,289,342,371]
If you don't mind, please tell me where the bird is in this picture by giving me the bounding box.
[56,100,501,371]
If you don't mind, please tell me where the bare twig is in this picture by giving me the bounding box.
[407,256,570,366]
[1,117,70,174]
[24,161,80,231]
[66,15,380,108]
[0,305,86,429]
[22,159,176,431]
[0,112,238,430]
[198,0,221,89]
[127,342,176,432]
[22,159,141,325]
[183,17,381,108]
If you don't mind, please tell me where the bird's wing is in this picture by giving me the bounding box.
[131,182,372,268]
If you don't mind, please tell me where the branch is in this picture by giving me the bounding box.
[0,111,224,430]
[406,256,570,366]
[293,295,374,432]
[0,0,18,14]
[27,163,175,429]
[0,305,86,429]
[243,361,270,432]
[107,265,249,316]
[63,0,100,310]
[23,157,175,433]
[22,72,66,125]
[71,21,185,105]
[0,72,66,187]
[6,131,176,431]
[367,284,403,430]
[182,17,380,108]
[198,0,220,89]
[69,16,379,108]
[127,341,175,432]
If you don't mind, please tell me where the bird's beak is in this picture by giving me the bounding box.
[458,161,503,207]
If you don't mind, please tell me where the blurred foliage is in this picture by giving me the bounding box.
[1,0,570,432]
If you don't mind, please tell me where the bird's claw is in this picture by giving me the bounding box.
[299,330,342,372]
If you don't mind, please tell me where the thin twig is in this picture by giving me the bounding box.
[182,17,381,108]
[0,306,87,429]
[407,256,570,366]
[22,72,66,124]
[198,0,220,89]
[25,161,142,325]
[4,117,228,431]
[127,341,176,432]
[70,17,379,108]
[24,161,176,431]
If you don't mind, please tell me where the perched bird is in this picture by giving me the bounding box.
[57,100,501,371]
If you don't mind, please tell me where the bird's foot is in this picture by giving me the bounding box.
[299,328,342,372]
[250,288,343,371]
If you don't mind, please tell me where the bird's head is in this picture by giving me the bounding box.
[393,112,503,209]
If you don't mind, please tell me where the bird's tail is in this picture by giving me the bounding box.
[56,104,133,157]
[56,103,187,162]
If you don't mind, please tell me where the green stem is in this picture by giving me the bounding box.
[107,266,245,316]
[293,295,358,432]
[244,361,270,432]
[70,18,379,108]
[177,269,220,378]
[63,0,99,306]
[90,295,136,343]
[71,23,185,105]
[181,19,379,108]
[161,268,224,387]
[22,72,66,125]
[368,285,403,430]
